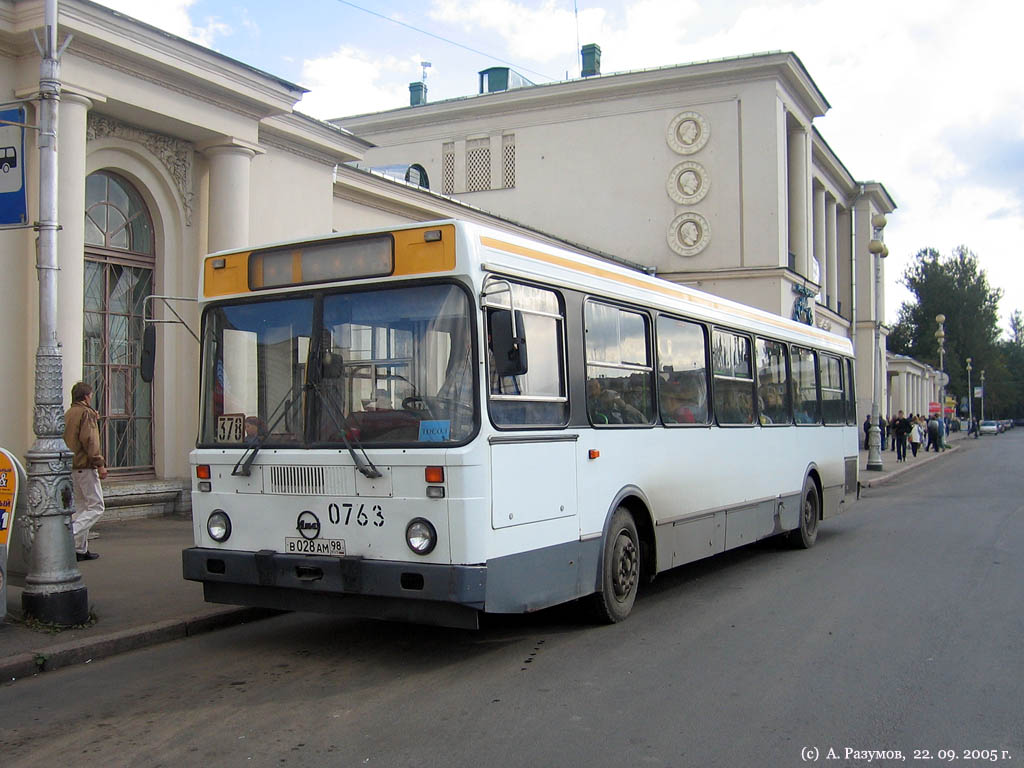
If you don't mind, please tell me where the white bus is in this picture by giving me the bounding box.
[179,220,859,628]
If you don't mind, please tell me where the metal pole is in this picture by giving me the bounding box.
[866,214,887,471]
[935,315,945,449]
[21,0,89,625]
[980,370,985,422]
[966,358,973,437]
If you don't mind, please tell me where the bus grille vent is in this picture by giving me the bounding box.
[265,465,341,495]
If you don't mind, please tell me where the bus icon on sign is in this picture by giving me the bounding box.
[1,146,17,173]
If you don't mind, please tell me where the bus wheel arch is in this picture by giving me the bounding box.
[588,489,655,623]
[790,469,821,549]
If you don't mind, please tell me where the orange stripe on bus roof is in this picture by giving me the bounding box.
[479,236,844,347]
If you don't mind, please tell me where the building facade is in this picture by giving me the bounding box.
[335,53,897,428]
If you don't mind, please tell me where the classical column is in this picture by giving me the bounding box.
[813,183,826,304]
[57,92,92,402]
[202,140,259,252]
[826,196,838,312]
[787,124,810,277]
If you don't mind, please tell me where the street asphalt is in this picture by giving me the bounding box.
[0,429,971,685]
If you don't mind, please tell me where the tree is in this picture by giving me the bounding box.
[890,246,1003,411]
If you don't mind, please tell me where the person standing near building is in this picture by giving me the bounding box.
[863,414,872,450]
[63,382,108,561]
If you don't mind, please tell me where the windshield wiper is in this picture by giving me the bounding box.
[231,387,304,477]
[313,380,382,479]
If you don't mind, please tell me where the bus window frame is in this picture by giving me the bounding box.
[654,312,711,428]
[754,335,794,427]
[819,352,846,426]
[791,344,822,426]
[583,298,656,429]
[482,275,571,431]
[711,326,756,427]
[196,277,481,450]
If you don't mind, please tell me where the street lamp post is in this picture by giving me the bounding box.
[966,357,973,437]
[935,314,946,449]
[866,214,888,471]
[980,370,985,421]
[21,0,90,624]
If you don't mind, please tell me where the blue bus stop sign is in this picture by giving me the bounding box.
[0,106,27,226]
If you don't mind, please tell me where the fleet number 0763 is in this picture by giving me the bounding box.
[328,502,384,528]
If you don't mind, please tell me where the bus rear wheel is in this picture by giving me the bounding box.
[789,476,819,549]
[588,507,640,623]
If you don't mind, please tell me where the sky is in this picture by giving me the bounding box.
[93,0,1024,336]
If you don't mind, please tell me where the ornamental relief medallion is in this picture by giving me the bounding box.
[87,114,195,226]
[666,111,709,155]
[667,161,709,205]
[667,212,711,257]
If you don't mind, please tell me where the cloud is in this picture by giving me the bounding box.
[297,47,420,119]
[93,0,230,48]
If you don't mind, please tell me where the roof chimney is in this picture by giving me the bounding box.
[581,43,601,77]
[409,81,427,106]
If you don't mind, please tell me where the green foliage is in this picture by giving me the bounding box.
[892,246,1022,417]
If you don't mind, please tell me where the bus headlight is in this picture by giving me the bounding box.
[207,510,232,542]
[405,518,436,555]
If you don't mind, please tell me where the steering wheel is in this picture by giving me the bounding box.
[402,396,430,412]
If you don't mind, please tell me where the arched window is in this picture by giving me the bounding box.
[83,171,155,473]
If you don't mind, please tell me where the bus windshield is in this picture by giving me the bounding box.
[199,283,476,447]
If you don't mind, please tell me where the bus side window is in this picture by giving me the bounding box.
[792,346,820,424]
[656,315,709,425]
[486,283,568,427]
[712,329,755,424]
[585,302,653,426]
[755,338,791,425]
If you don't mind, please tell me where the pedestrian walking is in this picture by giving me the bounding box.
[863,415,871,450]
[909,416,923,457]
[63,381,108,561]
[926,415,939,452]
[892,410,911,462]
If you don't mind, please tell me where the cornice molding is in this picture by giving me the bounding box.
[336,53,827,137]
[87,112,195,226]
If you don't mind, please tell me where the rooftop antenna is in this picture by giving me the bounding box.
[420,60,432,82]
[574,1,581,77]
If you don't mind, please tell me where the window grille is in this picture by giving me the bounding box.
[466,138,491,192]
[442,142,455,194]
[502,134,516,188]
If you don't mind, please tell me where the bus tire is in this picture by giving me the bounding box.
[588,506,640,623]
[790,476,819,549]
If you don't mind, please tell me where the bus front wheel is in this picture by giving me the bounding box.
[588,506,640,623]
[790,476,819,549]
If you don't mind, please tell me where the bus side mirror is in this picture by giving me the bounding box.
[140,324,156,383]
[490,309,528,377]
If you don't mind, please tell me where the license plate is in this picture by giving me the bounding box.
[284,537,346,556]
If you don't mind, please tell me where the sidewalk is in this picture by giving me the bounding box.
[0,516,271,684]
[857,427,969,489]
[1,431,971,683]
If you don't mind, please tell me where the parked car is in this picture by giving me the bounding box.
[978,420,999,435]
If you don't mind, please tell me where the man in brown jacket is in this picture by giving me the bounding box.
[64,381,108,561]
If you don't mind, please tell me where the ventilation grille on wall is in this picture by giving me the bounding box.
[502,134,516,189]
[466,138,491,192]
[442,142,455,194]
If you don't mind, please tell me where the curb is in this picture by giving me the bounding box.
[860,443,961,489]
[1,606,280,683]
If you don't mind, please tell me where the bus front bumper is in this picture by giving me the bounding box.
[182,547,487,629]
